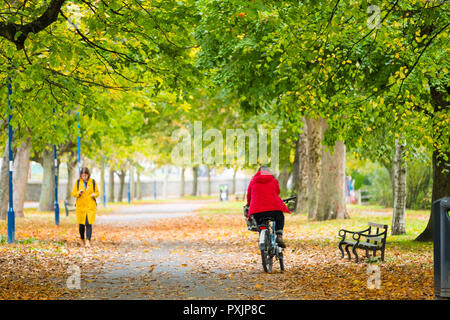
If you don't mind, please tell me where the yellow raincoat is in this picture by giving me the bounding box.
[71,178,100,225]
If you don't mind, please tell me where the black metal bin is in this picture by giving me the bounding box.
[434,197,450,298]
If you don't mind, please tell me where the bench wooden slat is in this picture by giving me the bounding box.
[365,236,384,243]
[368,222,388,229]
[357,241,380,248]
[343,239,382,247]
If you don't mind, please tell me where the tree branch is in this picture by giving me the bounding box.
[396,22,450,97]
[0,0,66,50]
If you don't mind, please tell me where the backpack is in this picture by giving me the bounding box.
[243,205,258,232]
[77,178,97,206]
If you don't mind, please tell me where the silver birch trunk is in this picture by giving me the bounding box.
[392,139,407,235]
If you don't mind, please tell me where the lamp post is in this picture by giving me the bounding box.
[7,72,15,243]
[127,169,131,204]
[53,145,60,226]
[103,157,107,207]
[77,111,81,174]
[53,109,60,225]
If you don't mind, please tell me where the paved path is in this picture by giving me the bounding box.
[95,202,209,225]
[77,200,254,299]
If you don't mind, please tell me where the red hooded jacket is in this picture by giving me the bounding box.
[246,170,290,217]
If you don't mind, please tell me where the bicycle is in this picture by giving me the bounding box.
[244,196,297,273]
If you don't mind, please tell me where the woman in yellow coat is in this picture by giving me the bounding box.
[72,167,100,247]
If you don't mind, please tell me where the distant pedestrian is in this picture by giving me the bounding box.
[72,167,99,247]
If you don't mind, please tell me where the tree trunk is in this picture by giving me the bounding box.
[180,167,185,197]
[191,166,198,196]
[415,149,450,241]
[207,166,212,196]
[295,124,309,214]
[13,138,31,218]
[316,134,348,221]
[137,172,142,200]
[416,85,450,241]
[108,168,115,202]
[277,164,290,195]
[100,161,105,205]
[392,139,407,235]
[291,133,301,193]
[117,170,125,202]
[0,141,10,220]
[38,147,54,212]
[232,167,237,195]
[306,118,324,219]
[65,154,77,206]
[130,166,135,201]
[163,165,169,199]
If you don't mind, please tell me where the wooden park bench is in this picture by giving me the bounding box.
[64,200,76,216]
[338,222,388,263]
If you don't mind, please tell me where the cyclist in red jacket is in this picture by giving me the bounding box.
[246,166,290,248]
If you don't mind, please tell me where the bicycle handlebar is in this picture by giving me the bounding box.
[282,196,297,203]
[245,196,296,207]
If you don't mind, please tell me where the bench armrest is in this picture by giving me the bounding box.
[359,233,386,242]
[353,232,386,242]
[339,227,370,239]
[338,229,354,239]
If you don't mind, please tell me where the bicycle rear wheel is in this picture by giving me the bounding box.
[260,231,273,273]
[278,251,284,271]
